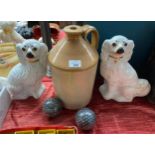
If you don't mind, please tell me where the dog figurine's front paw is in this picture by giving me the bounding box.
[33,84,45,99]
[99,84,112,100]
[6,85,15,99]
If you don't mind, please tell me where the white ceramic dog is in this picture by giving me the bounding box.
[0,39,48,100]
[0,21,25,43]
[99,35,151,102]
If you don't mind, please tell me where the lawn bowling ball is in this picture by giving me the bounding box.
[75,108,96,130]
[43,98,63,117]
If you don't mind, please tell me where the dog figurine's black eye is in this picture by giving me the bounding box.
[124,43,128,46]
[112,43,117,47]
[22,47,26,52]
[33,47,37,51]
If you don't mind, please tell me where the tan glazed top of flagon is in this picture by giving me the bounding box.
[48,25,99,71]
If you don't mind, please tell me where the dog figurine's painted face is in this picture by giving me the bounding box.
[16,39,48,64]
[20,40,41,63]
[102,35,135,63]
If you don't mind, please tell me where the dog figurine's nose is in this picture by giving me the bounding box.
[26,52,34,58]
[116,48,124,54]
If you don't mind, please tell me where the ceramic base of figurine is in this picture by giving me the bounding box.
[99,79,150,102]
[6,82,45,100]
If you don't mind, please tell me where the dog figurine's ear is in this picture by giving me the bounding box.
[101,39,110,62]
[125,39,135,61]
[16,43,26,64]
[128,40,135,50]
[39,43,48,68]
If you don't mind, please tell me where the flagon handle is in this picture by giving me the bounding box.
[82,25,99,49]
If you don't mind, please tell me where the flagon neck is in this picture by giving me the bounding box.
[64,25,83,40]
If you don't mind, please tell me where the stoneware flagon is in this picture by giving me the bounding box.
[49,25,99,110]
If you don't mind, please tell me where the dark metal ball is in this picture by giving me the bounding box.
[75,108,96,130]
[43,98,63,117]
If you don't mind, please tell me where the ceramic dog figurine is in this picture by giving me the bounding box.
[0,39,48,100]
[99,35,151,102]
[0,21,25,43]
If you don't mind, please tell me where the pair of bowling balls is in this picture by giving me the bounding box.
[42,98,96,130]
